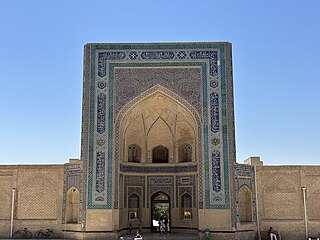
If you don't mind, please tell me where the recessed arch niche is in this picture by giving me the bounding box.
[239,185,253,223]
[66,186,80,223]
[120,90,197,164]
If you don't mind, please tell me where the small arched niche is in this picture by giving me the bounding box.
[66,187,80,223]
[180,193,192,219]
[128,193,140,208]
[178,143,192,162]
[128,144,141,163]
[152,145,169,163]
[128,193,141,220]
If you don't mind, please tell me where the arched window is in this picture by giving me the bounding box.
[152,145,169,163]
[178,144,192,162]
[239,185,253,222]
[128,144,141,163]
[181,193,192,219]
[66,187,80,223]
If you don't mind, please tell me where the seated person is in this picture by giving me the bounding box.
[268,227,278,240]
[134,231,142,240]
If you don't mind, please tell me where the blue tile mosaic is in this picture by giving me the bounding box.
[98,52,126,77]
[190,51,218,76]
[212,151,221,192]
[141,51,174,59]
[97,93,106,134]
[120,164,197,173]
[210,92,220,133]
[95,151,105,193]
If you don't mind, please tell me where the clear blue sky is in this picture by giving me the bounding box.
[0,0,319,165]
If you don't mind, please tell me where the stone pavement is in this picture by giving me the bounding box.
[122,232,200,240]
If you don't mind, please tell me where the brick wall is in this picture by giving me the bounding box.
[256,166,320,240]
[0,165,64,239]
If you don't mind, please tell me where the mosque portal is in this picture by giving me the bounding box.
[77,42,237,239]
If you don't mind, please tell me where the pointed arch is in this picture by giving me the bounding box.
[239,185,253,222]
[118,87,199,164]
[128,193,141,220]
[152,191,170,202]
[146,116,174,137]
[128,144,141,162]
[152,145,169,163]
[116,85,200,124]
[178,143,193,162]
[66,186,80,223]
[128,193,140,209]
[180,192,192,219]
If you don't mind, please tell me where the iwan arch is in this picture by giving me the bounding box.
[82,42,236,237]
[1,42,320,240]
[118,88,200,229]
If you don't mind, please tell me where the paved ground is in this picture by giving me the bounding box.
[122,232,200,240]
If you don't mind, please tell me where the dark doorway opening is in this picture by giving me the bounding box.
[151,192,170,232]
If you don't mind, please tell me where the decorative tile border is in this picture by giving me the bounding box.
[120,164,197,173]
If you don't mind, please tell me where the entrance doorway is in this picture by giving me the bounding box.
[151,192,170,232]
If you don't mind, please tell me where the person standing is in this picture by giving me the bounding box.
[138,219,143,234]
[159,217,165,233]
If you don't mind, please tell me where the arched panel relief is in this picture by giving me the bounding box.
[17,176,57,219]
[124,176,145,208]
[176,175,196,208]
[66,187,80,223]
[128,144,142,163]
[178,144,193,162]
[63,162,82,224]
[262,174,301,219]
[128,193,140,208]
[235,164,257,223]
[0,186,11,219]
[306,175,320,220]
[238,185,252,223]
[152,145,169,163]
[124,115,145,163]
[180,193,192,219]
